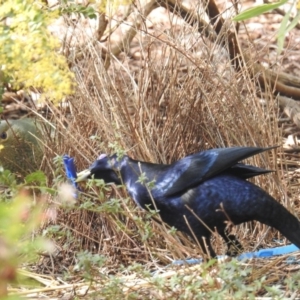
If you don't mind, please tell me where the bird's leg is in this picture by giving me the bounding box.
[219,231,243,256]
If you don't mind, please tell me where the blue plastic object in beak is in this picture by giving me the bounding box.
[63,155,81,195]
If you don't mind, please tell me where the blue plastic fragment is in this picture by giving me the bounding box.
[171,255,231,265]
[63,155,81,195]
[171,244,300,266]
[172,258,203,265]
[238,244,299,260]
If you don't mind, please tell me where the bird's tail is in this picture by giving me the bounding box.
[256,195,300,249]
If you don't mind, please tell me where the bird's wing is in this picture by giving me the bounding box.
[227,163,273,179]
[158,146,277,197]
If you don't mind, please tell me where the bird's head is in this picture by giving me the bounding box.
[76,154,122,184]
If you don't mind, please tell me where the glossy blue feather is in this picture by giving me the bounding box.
[80,146,300,258]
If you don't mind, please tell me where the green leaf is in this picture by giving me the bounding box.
[233,0,289,21]
[25,170,46,185]
[277,3,295,53]
[285,9,300,32]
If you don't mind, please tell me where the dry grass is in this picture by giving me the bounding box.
[10,0,300,297]
[43,1,297,262]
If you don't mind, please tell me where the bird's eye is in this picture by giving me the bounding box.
[0,132,8,140]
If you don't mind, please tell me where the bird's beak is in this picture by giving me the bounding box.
[76,169,91,182]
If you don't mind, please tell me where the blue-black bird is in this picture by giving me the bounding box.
[77,146,300,258]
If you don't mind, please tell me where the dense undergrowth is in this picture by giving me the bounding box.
[1,0,300,298]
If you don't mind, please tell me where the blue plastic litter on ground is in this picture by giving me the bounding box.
[238,244,299,260]
[171,244,300,265]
